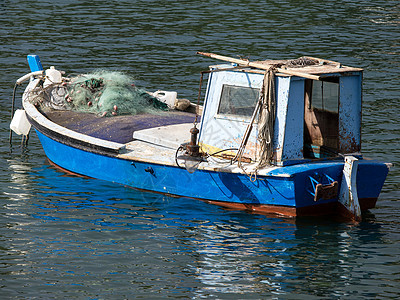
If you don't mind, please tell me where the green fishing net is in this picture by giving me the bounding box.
[64,71,168,116]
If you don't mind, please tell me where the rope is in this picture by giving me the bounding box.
[235,67,276,181]
[9,84,18,145]
[257,67,276,168]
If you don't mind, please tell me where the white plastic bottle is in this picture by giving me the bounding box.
[44,66,62,88]
[153,90,177,109]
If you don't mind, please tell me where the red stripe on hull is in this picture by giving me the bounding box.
[205,198,377,218]
[359,197,377,210]
[205,200,338,218]
[46,158,91,178]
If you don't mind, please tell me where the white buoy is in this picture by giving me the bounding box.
[10,109,31,136]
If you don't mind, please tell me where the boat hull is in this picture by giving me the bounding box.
[34,129,389,218]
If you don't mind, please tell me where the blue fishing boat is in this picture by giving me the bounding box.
[11,53,390,221]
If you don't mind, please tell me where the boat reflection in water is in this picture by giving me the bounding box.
[4,161,382,298]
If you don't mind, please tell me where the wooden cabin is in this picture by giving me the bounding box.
[198,57,363,166]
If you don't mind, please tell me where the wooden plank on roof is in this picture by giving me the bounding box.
[286,65,363,75]
[197,52,322,80]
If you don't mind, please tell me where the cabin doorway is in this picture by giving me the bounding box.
[304,78,340,158]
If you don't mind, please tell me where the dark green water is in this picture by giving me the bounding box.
[1,1,399,298]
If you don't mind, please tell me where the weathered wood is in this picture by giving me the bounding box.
[303,56,341,67]
[276,67,321,81]
[197,52,322,80]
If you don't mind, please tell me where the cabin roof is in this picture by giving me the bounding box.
[252,57,363,75]
[202,52,363,79]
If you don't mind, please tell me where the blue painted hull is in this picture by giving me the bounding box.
[35,130,389,216]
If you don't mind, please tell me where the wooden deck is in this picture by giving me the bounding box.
[43,109,197,144]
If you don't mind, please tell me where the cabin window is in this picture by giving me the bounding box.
[304,78,340,158]
[307,79,339,113]
[218,85,259,117]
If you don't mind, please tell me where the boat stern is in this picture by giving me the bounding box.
[290,158,390,219]
[356,159,391,210]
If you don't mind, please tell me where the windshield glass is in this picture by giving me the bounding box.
[217,85,259,117]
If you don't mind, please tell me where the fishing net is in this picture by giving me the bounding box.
[65,71,168,116]
[33,71,168,116]
[286,57,319,68]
